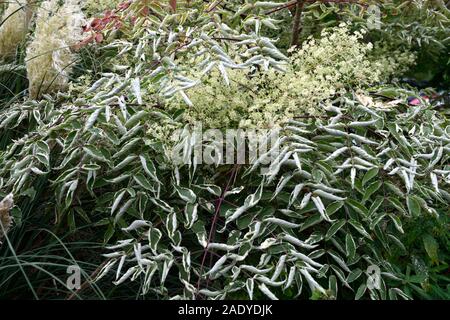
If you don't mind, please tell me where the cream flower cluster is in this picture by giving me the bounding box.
[83,0,120,15]
[175,69,254,129]
[0,194,13,242]
[0,1,29,59]
[26,0,85,98]
[244,24,415,128]
[171,24,416,130]
[370,42,417,78]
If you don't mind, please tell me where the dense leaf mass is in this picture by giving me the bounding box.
[0,0,448,300]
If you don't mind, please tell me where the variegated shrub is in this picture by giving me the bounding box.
[0,0,448,300]
[1,78,448,299]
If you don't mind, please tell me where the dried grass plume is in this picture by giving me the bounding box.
[0,193,14,241]
[26,0,85,98]
[0,1,30,59]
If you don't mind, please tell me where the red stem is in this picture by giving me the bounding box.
[195,165,239,298]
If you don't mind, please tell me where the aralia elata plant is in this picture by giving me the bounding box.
[0,0,448,299]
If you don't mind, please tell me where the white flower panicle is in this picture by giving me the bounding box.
[0,0,30,59]
[168,23,416,130]
[26,0,85,98]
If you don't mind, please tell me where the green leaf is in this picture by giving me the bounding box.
[82,163,101,171]
[65,179,78,209]
[176,186,197,204]
[362,168,379,186]
[10,207,22,227]
[125,110,147,128]
[387,213,404,234]
[236,213,254,230]
[347,268,362,283]
[198,184,222,197]
[328,275,338,297]
[83,145,109,163]
[184,203,198,229]
[355,283,367,300]
[84,107,102,131]
[312,168,324,183]
[111,189,126,215]
[139,154,160,183]
[384,182,404,197]
[325,219,346,240]
[406,195,421,217]
[328,251,350,272]
[349,219,372,240]
[103,222,115,244]
[388,197,408,216]
[133,174,154,191]
[369,212,386,230]
[387,233,406,253]
[300,213,323,231]
[345,233,356,259]
[150,198,173,213]
[346,199,369,217]
[330,265,351,290]
[148,227,162,251]
[362,181,382,203]
[326,201,344,216]
[368,196,384,216]
[74,207,91,224]
[423,234,439,263]
[21,187,36,200]
[68,210,76,231]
